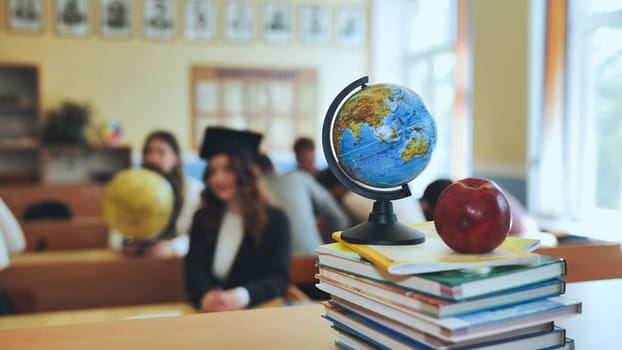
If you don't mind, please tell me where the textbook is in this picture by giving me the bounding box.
[325,301,567,350]
[316,249,566,300]
[329,221,541,275]
[317,266,566,318]
[317,283,581,343]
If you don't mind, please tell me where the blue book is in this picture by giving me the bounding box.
[324,301,567,349]
[318,287,581,343]
[318,265,566,318]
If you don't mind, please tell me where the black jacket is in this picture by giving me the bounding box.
[184,205,291,308]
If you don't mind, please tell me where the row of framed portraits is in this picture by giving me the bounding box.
[6,0,367,47]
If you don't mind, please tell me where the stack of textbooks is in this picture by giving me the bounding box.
[317,222,580,349]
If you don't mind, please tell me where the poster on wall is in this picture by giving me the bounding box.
[100,0,132,38]
[143,0,175,40]
[224,2,255,42]
[262,3,292,43]
[184,0,216,42]
[336,7,367,48]
[300,5,330,46]
[7,0,43,33]
[191,66,318,154]
[56,0,90,37]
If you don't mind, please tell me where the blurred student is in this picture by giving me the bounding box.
[256,153,349,255]
[0,197,26,270]
[316,168,426,227]
[185,127,291,312]
[109,130,203,257]
[293,136,318,176]
[419,179,453,222]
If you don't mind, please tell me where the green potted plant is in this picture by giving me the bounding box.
[43,101,91,146]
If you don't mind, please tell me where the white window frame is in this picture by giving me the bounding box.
[528,0,622,242]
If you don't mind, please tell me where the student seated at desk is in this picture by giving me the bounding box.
[293,136,318,177]
[255,153,349,255]
[185,127,291,312]
[109,130,204,257]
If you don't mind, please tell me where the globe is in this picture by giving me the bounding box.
[333,83,436,189]
[102,168,176,241]
[99,119,122,145]
[322,77,437,245]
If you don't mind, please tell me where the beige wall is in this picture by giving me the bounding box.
[0,0,370,155]
[472,0,529,176]
[1,0,532,173]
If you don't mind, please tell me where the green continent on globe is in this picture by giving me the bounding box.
[401,128,429,162]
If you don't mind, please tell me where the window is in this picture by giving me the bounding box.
[528,0,622,241]
[372,0,470,196]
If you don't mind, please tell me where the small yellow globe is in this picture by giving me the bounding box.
[102,168,175,241]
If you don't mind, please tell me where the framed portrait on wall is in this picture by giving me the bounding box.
[7,0,43,33]
[56,0,90,37]
[100,0,132,38]
[224,1,255,42]
[300,5,330,45]
[336,7,367,48]
[184,0,216,42]
[143,0,175,40]
[263,3,292,43]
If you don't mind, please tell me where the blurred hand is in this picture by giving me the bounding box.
[200,288,243,313]
[145,240,176,258]
[120,240,139,256]
[120,240,176,258]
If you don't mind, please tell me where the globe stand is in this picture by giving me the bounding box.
[340,199,425,245]
[322,76,426,246]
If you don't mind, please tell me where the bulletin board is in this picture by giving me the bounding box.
[190,66,318,153]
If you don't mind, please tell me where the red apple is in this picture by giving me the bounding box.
[433,178,512,253]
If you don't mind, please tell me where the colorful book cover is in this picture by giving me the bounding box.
[318,266,566,318]
[317,283,581,342]
[331,221,541,275]
[317,248,566,300]
[323,301,566,350]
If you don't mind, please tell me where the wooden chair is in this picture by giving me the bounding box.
[0,183,104,223]
[20,217,109,251]
[286,255,319,303]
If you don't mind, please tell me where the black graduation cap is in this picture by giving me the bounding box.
[199,127,263,162]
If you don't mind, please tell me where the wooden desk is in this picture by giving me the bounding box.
[536,240,622,282]
[0,250,186,313]
[0,302,196,331]
[0,279,619,349]
[20,217,109,251]
[0,250,318,313]
[0,183,104,221]
[0,303,337,349]
[0,299,287,331]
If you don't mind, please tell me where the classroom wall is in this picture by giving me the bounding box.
[1,0,533,185]
[471,0,529,178]
[0,0,370,156]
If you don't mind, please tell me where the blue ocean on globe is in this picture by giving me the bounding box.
[333,83,437,188]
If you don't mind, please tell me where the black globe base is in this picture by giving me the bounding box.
[339,200,426,246]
